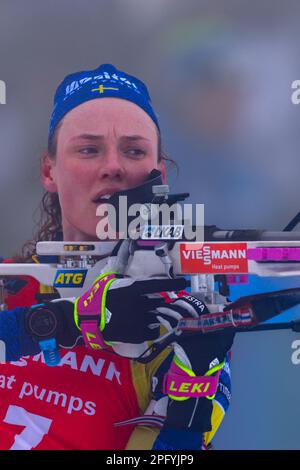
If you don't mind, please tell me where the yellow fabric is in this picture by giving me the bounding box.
[31,255,55,295]
[203,400,225,445]
[39,284,55,294]
[34,256,227,450]
[173,354,195,376]
[205,361,225,376]
[34,254,162,449]
[126,343,173,450]
[125,426,160,451]
[130,345,173,414]
[31,254,39,264]
[128,355,227,449]
[205,360,225,400]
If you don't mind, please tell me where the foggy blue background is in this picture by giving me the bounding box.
[1,0,300,449]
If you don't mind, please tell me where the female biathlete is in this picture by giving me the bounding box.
[0,63,233,450]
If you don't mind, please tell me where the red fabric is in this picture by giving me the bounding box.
[0,348,140,450]
[2,259,40,309]
[0,264,140,450]
[159,290,188,303]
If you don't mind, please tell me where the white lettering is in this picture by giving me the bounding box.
[9,350,122,382]
[67,396,83,414]
[4,406,52,450]
[96,204,118,240]
[203,245,211,265]
[18,381,97,417]
[46,390,67,408]
[84,401,97,416]
[128,203,144,240]
[58,351,77,369]
[291,340,300,364]
[0,374,16,389]
[33,385,46,401]
[105,362,121,384]
[0,80,6,104]
[79,77,92,85]
[291,80,300,105]
[80,355,105,376]
[0,340,6,362]
[19,382,33,399]
[9,357,28,367]
[182,251,191,260]
[32,352,45,364]
[107,455,141,467]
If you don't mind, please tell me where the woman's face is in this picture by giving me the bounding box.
[42,98,165,241]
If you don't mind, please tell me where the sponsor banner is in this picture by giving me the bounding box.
[180,242,248,274]
[54,270,87,288]
[141,224,184,240]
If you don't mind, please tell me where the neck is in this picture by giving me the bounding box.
[62,221,119,258]
[62,218,99,243]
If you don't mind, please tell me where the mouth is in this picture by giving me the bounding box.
[92,189,122,204]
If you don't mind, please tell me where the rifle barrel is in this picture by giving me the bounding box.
[211,230,300,241]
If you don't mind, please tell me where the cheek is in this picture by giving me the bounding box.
[125,156,159,187]
[55,159,95,202]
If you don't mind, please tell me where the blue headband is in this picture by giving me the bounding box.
[48,63,160,143]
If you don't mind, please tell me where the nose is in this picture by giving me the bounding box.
[97,149,125,181]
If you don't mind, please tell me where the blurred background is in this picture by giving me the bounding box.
[1,0,300,449]
[1,0,300,254]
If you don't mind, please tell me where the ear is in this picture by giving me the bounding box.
[158,159,167,184]
[40,153,58,193]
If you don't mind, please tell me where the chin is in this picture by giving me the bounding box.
[83,229,100,241]
[74,223,100,241]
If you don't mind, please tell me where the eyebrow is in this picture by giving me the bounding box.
[69,134,151,142]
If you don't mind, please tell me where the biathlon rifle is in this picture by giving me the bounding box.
[1,183,300,362]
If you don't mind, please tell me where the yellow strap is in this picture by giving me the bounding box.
[204,360,225,400]
[168,355,194,401]
[73,272,117,331]
[32,254,56,295]
[32,254,39,264]
[173,355,196,377]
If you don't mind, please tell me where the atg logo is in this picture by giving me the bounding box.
[0,80,6,104]
[54,270,87,288]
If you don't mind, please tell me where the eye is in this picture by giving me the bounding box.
[125,148,146,158]
[78,147,98,156]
